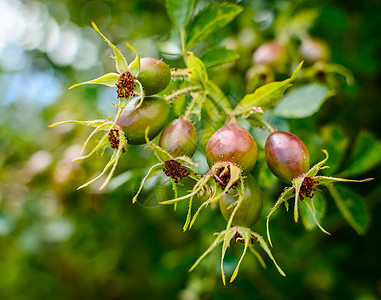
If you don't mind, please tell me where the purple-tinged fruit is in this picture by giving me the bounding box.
[159,118,198,157]
[265,131,310,184]
[206,124,257,175]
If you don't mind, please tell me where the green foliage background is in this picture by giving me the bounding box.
[0,0,380,299]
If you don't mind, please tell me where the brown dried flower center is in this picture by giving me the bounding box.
[163,160,190,184]
[116,71,136,98]
[108,129,126,153]
[294,177,321,201]
[214,164,240,190]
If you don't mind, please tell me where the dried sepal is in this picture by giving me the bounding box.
[68,73,120,89]
[91,21,128,73]
[160,162,244,232]
[190,226,285,285]
[126,42,141,77]
[132,128,200,204]
[132,163,165,204]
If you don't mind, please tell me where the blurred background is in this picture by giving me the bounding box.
[0,0,380,299]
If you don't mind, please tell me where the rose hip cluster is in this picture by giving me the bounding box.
[51,22,372,284]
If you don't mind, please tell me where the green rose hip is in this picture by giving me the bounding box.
[219,175,263,227]
[137,58,171,96]
[116,95,170,145]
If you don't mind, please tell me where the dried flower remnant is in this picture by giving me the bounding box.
[116,71,136,98]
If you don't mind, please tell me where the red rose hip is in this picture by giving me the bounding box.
[265,131,310,184]
[206,123,257,175]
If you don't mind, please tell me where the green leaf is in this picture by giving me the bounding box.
[187,52,208,84]
[69,73,119,89]
[329,186,369,235]
[272,84,334,118]
[233,62,303,115]
[300,193,326,231]
[205,80,232,115]
[341,131,381,177]
[186,3,243,50]
[126,42,140,77]
[165,0,194,30]
[200,47,239,69]
[320,125,349,175]
[91,21,128,73]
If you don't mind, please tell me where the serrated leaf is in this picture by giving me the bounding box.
[132,163,165,203]
[341,131,381,177]
[186,3,243,50]
[187,52,208,84]
[328,186,369,235]
[165,0,194,30]
[69,73,119,89]
[91,21,128,73]
[234,62,303,115]
[272,84,334,118]
[300,193,326,230]
[200,47,239,69]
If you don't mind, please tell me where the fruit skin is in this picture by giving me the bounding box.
[159,118,198,157]
[253,41,287,66]
[265,131,310,184]
[299,38,330,64]
[116,95,170,145]
[206,123,257,175]
[136,58,171,96]
[219,175,263,227]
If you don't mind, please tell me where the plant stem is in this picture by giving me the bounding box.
[165,86,200,102]
[260,118,275,133]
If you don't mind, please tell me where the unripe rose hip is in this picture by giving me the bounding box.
[253,41,287,66]
[299,38,330,64]
[137,58,171,96]
[219,175,263,227]
[206,123,257,175]
[116,95,170,145]
[159,118,198,158]
[265,131,310,184]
